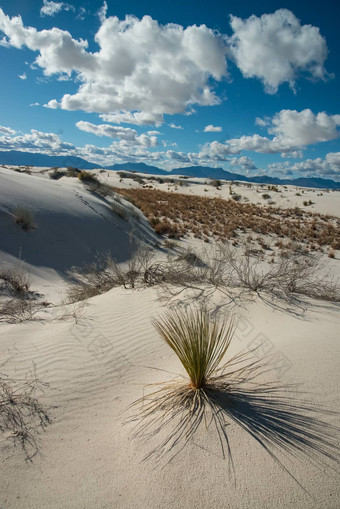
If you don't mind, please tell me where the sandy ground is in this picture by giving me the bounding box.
[1,166,339,508]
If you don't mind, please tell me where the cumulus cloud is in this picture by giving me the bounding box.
[255,117,270,127]
[0,125,16,135]
[201,109,340,159]
[100,111,163,126]
[169,123,184,129]
[0,129,75,153]
[166,150,191,163]
[228,9,330,93]
[18,72,27,80]
[204,124,222,132]
[230,155,257,170]
[76,121,158,147]
[269,109,340,145]
[268,152,340,180]
[40,1,75,17]
[0,8,227,123]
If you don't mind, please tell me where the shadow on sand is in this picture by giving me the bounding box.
[128,355,340,493]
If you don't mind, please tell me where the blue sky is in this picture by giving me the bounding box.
[0,0,340,179]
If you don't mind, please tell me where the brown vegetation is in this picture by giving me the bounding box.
[113,187,340,248]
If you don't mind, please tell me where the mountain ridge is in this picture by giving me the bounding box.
[0,150,339,190]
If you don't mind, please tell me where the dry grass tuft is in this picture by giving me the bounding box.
[13,207,36,231]
[0,366,50,460]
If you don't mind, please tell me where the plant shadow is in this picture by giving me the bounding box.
[129,357,340,491]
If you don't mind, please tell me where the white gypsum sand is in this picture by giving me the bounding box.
[0,166,339,509]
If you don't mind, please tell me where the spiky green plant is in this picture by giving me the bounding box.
[128,307,240,462]
[153,307,234,390]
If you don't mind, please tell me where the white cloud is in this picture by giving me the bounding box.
[166,150,191,163]
[0,129,75,153]
[230,155,256,170]
[76,7,87,21]
[76,121,158,147]
[228,9,329,94]
[201,109,340,159]
[0,8,227,123]
[40,1,75,17]
[100,111,163,126]
[204,124,222,132]
[268,152,340,180]
[255,117,270,127]
[169,123,184,130]
[269,109,340,146]
[0,125,16,135]
[45,99,59,109]
[18,72,27,80]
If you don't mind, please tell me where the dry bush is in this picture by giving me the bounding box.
[0,298,38,322]
[67,245,156,301]
[49,168,65,180]
[111,200,129,220]
[0,267,30,297]
[0,367,50,460]
[67,238,340,304]
[87,180,113,198]
[14,207,36,231]
[0,267,39,322]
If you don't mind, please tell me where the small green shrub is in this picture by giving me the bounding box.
[153,307,234,390]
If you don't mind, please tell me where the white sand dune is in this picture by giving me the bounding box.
[0,167,156,300]
[1,167,339,508]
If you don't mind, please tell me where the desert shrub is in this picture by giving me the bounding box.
[0,297,37,322]
[0,267,30,296]
[86,180,113,198]
[49,168,65,180]
[67,246,156,301]
[0,368,50,459]
[13,207,36,231]
[0,267,42,322]
[65,167,81,178]
[210,179,222,188]
[128,307,241,460]
[154,220,174,236]
[232,194,242,201]
[154,307,234,389]
[111,200,129,220]
[262,194,271,200]
[78,170,97,183]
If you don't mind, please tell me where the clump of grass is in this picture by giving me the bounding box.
[111,200,128,220]
[0,367,50,460]
[154,307,234,390]
[78,170,97,183]
[13,207,36,231]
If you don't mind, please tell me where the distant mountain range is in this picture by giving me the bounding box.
[1,150,339,190]
[0,150,98,170]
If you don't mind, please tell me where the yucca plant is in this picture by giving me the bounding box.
[128,307,241,461]
[153,307,234,391]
